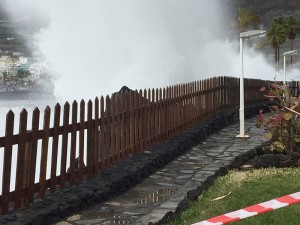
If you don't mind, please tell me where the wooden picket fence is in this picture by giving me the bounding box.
[0,76,270,214]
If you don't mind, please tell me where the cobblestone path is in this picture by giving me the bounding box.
[56,117,264,225]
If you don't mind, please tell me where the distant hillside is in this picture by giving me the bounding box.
[231,0,300,28]
[0,5,10,21]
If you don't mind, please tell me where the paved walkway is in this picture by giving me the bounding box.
[55,117,264,225]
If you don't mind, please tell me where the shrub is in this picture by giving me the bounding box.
[256,82,300,161]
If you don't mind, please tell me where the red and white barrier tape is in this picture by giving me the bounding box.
[191,192,300,225]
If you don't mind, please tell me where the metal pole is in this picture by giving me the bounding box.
[237,37,249,138]
[240,37,245,137]
[284,55,286,84]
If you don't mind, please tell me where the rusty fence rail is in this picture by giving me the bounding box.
[0,76,287,214]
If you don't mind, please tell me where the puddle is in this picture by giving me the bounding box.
[106,215,131,224]
[75,188,176,224]
[135,188,176,204]
[85,209,115,218]
[80,209,132,225]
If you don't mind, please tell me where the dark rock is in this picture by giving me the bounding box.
[187,188,201,200]
[118,86,133,94]
[244,154,297,168]
[2,214,17,221]
[0,217,7,224]
[66,157,85,174]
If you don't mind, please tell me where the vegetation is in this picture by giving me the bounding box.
[265,17,287,70]
[234,8,300,70]
[166,168,300,225]
[257,82,300,161]
[264,16,300,70]
[17,69,30,79]
[2,71,15,82]
[284,16,300,64]
[234,7,260,32]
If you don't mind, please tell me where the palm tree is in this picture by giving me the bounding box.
[17,69,30,79]
[266,21,286,71]
[235,7,260,32]
[274,17,285,26]
[284,16,300,65]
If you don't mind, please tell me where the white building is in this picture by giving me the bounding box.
[0,62,6,72]
[29,63,46,80]
[18,56,28,64]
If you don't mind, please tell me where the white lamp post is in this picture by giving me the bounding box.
[283,50,298,84]
[237,30,266,139]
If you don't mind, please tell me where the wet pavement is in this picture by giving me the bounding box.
[55,117,264,225]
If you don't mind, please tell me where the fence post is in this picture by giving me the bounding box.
[23,138,32,206]
[1,111,14,214]
[15,109,28,209]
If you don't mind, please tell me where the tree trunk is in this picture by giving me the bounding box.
[278,46,280,62]
[276,47,280,72]
[291,39,293,67]
[274,48,277,70]
[278,47,281,72]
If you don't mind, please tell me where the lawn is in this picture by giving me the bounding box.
[167,168,300,225]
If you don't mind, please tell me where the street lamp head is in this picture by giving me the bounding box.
[240,30,266,39]
[283,50,298,56]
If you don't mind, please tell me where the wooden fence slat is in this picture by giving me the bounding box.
[129,92,135,154]
[178,84,182,131]
[188,83,191,127]
[125,92,130,156]
[15,109,28,209]
[100,96,105,169]
[50,104,61,193]
[146,89,151,147]
[1,111,14,214]
[27,108,40,204]
[134,91,138,153]
[143,89,147,149]
[39,106,51,198]
[79,100,85,181]
[194,81,197,122]
[105,96,112,164]
[150,89,155,145]
[177,85,181,132]
[120,92,125,159]
[174,85,179,134]
[196,81,199,122]
[156,88,163,143]
[162,88,166,140]
[94,97,100,173]
[182,83,185,130]
[169,86,172,133]
[165,87,169,138]
[60,102,70,189]
[111,95,116,163]
[86,100,93,179]
[172,86,176,136]
[69,101,78,184]
[115,94,121,160]
[138,90,143,151]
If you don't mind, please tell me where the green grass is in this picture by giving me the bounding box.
[167,168,300,225]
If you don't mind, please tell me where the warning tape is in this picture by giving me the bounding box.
[191,192,300,225]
